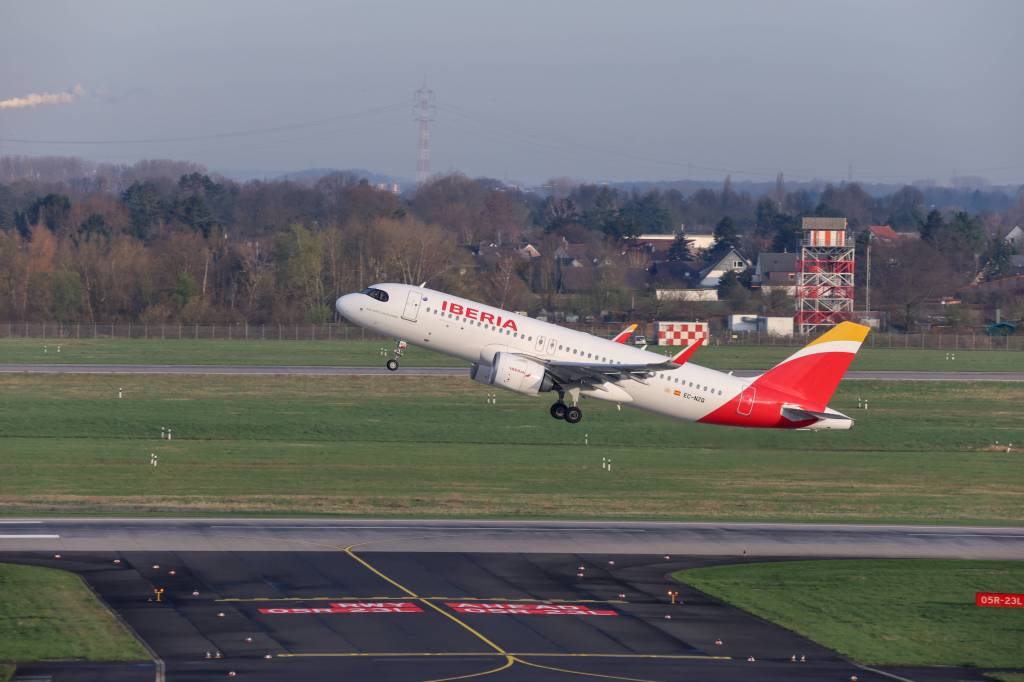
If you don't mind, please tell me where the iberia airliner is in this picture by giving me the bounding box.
[335,284,869,430]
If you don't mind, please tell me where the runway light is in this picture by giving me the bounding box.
[152,564,160,570]
[264,654,272,660]
[192,590,200,596]
[169,570,176,576]
[217,612,226,618]
[714,639,723,646]
[608,560,615,566]
[800,655,807,663]
[54,554,61,559]
[618,593,626,599]
[205,651,212,659]
[228,671,236,677]
[664,555,671,560]
[244,636,253,643]
[214,651,223,658]
[113,559,121,564]
[664,614,671,619]
[790,655,797,662]
[746,656,756,662]
[576,572,584,578]
[850,676,858,681]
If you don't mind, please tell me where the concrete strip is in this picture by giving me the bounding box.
[1,519,1021,559]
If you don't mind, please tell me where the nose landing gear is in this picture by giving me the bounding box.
[386,340,407,371]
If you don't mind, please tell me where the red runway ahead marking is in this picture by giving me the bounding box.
[259,602,424,614]
[445,602,618,616]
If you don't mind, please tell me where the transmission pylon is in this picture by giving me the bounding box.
[413,80,436,185]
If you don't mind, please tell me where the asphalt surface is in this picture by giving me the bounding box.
[1,362,1023,381]
[3,521,1022,680]
[2,518,1022,558]
[1,548,1004,682]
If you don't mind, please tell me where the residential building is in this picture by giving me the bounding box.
[752,252,798,294]
[698,247,750,288]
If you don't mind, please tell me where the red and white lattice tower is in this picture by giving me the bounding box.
[796,217,854,335]
[413,80,436,185]
[655,321,709,347]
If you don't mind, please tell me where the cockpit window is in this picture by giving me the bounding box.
[360,287,389,302]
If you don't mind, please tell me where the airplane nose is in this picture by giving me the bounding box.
[335,294,357,321]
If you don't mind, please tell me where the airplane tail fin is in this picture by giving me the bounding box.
[611,323,638,344]
[756,322,870,410]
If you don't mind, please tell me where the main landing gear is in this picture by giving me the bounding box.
[550,392,583,424]
[386,340,407,371]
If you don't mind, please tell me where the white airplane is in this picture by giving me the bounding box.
[335,283,869,430]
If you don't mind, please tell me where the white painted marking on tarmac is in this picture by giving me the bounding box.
[0,521,43,524]
[0,534,60,539]
[907,533,1024,539]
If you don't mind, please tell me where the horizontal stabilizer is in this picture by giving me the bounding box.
[781,406,852,423]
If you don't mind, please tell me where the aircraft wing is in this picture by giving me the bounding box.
[542,358,680,386]
[537,339,700,386]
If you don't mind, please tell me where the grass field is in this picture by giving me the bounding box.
[0,373,1021,521]
[674,560,1024,669]
[1,337,1021,371]
[0,563,149,664]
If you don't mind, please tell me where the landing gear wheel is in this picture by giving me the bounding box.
[386,359,399,371]
[564,406,583,424]
[550,402,568,420]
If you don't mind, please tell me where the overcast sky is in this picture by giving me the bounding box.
[1,0,1021,185]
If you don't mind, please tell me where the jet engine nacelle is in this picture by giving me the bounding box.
[472,352,555,396]
[469,362,492,386]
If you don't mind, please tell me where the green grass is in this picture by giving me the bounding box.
[0,663,13,682]
[0,374,1021,521]
[987,674,1024,682]
[0,337,1020,371]
[0,563,149,663]
[674,560,1024,669]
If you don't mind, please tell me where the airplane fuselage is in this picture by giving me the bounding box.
[336,283,859,429]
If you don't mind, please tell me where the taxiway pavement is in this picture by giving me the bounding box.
[0,548,996,682]
[3,520,1021,681]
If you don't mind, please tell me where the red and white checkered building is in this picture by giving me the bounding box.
[655,321,709,347]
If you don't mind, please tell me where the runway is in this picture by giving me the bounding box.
[5,519,1021,681]
[2,518,1022,558]
[2,362,1023,381]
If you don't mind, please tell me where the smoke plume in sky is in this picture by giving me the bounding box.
[0,85,84,110]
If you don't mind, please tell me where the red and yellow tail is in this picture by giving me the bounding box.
[756,322,870,410]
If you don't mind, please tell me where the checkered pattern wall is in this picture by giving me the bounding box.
[655,321,709,346]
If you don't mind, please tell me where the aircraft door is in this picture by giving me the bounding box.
[736,386,756,416]
[401,291,421,322]
[546,338,557,355]
[535,335,546,353]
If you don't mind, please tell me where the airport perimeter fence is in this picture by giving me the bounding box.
[0,320,1021,351]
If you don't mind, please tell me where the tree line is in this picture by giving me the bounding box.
[0,157,1021,326]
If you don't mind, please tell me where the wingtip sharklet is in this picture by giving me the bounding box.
[669,339,702,366]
